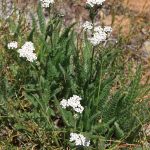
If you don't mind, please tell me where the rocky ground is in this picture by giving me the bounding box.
[1,0,149,55]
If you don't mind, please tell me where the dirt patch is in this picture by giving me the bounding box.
[123,0,150,16]
[102,15,131,36]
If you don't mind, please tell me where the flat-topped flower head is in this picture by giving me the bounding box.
[7,41,18,49]
[82,21,112,46]
[86,0,106,7]
[40,0,54,8]
[70,133,90,147]
[18,42,37,62]
[60,95,84,113]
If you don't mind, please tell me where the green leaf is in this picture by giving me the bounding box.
[27,28,35,41]
[58,23,76,43]
[37,2,46,34]
[114,122,125,139]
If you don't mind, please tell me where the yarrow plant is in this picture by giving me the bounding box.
[17,42,37,62]
[1,0,149,149]
[60,95,84,113]
[40,0,54,8]
[84,0,113,46]
[70,133,90,147]
[7,41,18,49]
[86,0,106,7]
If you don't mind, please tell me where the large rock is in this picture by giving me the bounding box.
[142,40,150,57]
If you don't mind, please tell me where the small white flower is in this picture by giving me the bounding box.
[17,42,37,62]
[60,99,68,109]
[68,96,81,108]
[86,0,105,7]
[88,30,107,46]
[21,42,35,52]
[40,0,54,8]
[104,26,112,33]
[70,133,90,147]
[60,95,84,113]
[82,21,93,31]
[7,41,18,49]
[74,105,84,114]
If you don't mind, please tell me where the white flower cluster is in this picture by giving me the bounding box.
[40,0,54,8]
[83,21,112,46]
[82,21,93,31]
[60,95,84,113]
[86,0,105,7]
[88,26,107,46]
[70,133,90,147]
[18,42,37,62]
[7,41,18,49]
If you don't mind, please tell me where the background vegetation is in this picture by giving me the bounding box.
[0,1,150,149]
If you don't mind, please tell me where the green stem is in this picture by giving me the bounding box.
[89,46,95,82]
[98,59,103,99]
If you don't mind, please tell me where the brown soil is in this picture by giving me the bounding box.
[123,0,150,15]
